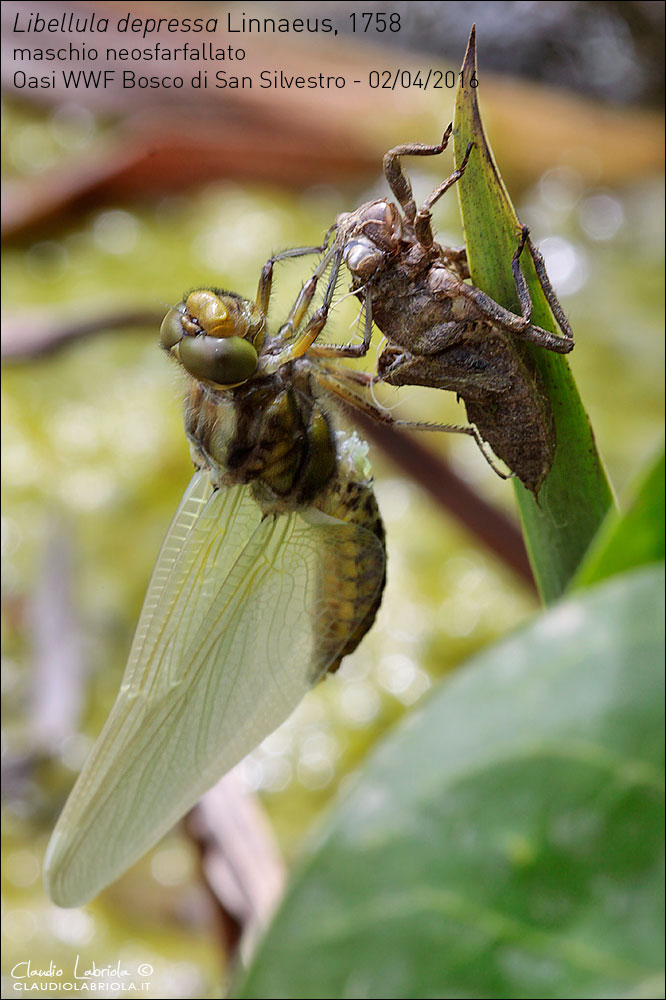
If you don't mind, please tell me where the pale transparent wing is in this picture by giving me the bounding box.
[122,470,264,697]
[44,487,384,907]
[121,467,215,693]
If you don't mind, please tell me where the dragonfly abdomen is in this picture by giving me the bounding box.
[312,434,386,675]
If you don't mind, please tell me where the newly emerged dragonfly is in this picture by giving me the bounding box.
[317,124,575,494]
[44,243,392,908]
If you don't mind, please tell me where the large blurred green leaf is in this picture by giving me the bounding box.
[453,28,614,603]
[574,445,665,590]
[236,565,665,1000]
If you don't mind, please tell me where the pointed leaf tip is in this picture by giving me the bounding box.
[462,25,477,76]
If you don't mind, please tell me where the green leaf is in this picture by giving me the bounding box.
[236,565,665,1000]
[453,27,614,604]
[573,445,665,590]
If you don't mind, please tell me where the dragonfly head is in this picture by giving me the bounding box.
[160,289,265,387]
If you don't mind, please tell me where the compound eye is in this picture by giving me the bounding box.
[178,334,258,386]
[185,290,235,337]
[343,237,383,280]
[364,201,394,224]
[160,306,185,350]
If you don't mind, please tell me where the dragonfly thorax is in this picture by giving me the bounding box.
[185,369,337,511]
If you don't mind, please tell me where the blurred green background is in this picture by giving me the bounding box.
[2,2,664,997]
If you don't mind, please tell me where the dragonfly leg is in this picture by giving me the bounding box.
[255,224,337,315]
[456,262,574,356]
[383,123,454,226]
[510,224,534,322]
[313,365,514,481]
[523,228,575,344]
[413,141,474,249]
[506,225,575,349]
[309,286,374,360]
[259,246,345,372]
[275,242,343,345]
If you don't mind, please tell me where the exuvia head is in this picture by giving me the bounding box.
[337,200,402,281]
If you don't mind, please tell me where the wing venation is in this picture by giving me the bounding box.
[44,475,384,907]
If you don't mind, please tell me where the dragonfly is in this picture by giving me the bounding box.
[43,241,394,908]
[314,124,575,494]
